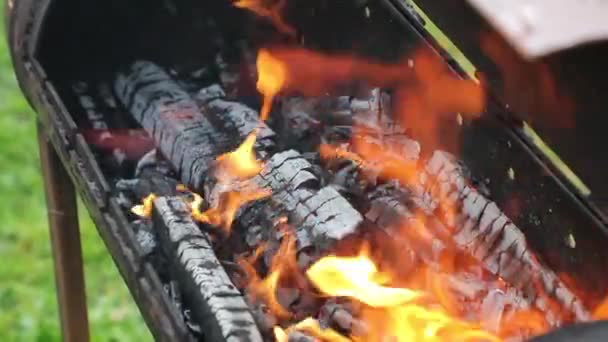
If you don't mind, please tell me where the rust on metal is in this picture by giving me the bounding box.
[37,122,90,342]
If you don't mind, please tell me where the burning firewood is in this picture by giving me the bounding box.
[153,196,264,341]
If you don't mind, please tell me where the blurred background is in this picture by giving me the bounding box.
[0,7,151,342]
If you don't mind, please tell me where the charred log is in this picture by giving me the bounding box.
[412,150,589,322]
[217,149,364,254]
[153,196,264,342]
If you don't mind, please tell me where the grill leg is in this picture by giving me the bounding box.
[37,122,90,342]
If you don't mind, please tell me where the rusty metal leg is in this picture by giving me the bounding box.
[37,123,90,342]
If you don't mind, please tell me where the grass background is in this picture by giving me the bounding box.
[0,8,151,342]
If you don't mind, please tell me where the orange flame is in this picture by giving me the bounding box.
[190,189,270,235]
[307,253,501,342]
[593,296,608,320]
[319,129,419,187]
[215,131,263,180]
[189,131,270,234]
[256,50,287,121]
[256,46,484,152]
[237,230,298,318]
[233,0,295,36]
[131,193,156,218]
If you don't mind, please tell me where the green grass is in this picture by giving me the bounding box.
[0,11,151,342]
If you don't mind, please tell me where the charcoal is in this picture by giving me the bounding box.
[117,169,179,201]
[135,149,173,177]
[73,81,128,168]
[164,280,203,336]
[278,97,323,151]
[73,82,109,131]
[413,150,589,321]
[131,219,157,256]
[115,61,233,192]
[196,84,276,156]
[288,331,315,342]
[153,197,263,342]
[201,147,347,253]
[247,301,278,333]
[239,150,363,250]
[320,302,368,336]
[366,186,447,267]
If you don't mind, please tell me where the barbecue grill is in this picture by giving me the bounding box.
[5,0,608,341]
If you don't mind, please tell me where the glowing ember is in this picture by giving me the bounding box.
[307,254,420,307]
[237,232,298,318]
[215,131,263,180]
[190,189,270,235]
[593,296,608,320]
[131,193,156,218]
[232,0,295,36]
[256,50,287,121]
[320,129,419,188]
[307,254,501,342]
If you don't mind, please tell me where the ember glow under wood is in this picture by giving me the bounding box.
[415,150,589,322]
[112,56,587,341]
[153,196,264,342]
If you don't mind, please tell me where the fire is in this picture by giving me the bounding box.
[190,189,270,235]
[319,128,419,187]
[255,46,484,152]
[593,296,608,320]
[256,50,287,121]
[188,131,271,234]
[273,326,288,342]
[306,254,420,307]
[276,318,351,342]
[215,131,263,180]
[237,230,299,318]
[232,0,295,36]
[131,193,156,218]
[307,254,501,342]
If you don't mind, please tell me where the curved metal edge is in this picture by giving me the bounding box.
[466,0,608,60]
[5,0,52,110]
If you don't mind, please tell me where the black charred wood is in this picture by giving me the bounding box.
[196,84,276,157]
[115,62,278,192]
[253,150,363,249]
[222,149,363,254]
[153,196,263,342]
[366,185,450,267]
[413,150,589,322]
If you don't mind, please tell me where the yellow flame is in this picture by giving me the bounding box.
[307,254,501,342]
[306,254,420,307]
[131,194,156,218]
[215,131,263,180]
[293,318,352,342]
[256,49,287,121]
[273,326,288,342]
